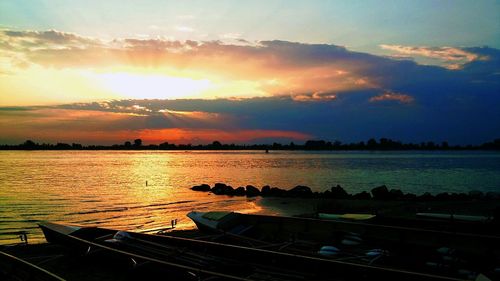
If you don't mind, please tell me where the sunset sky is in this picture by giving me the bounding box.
[1,0,499,145]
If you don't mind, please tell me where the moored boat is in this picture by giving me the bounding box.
[39,221,468,281]
[187,211,500,279]
[318,213,376,221]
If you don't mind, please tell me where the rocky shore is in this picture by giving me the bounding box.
[191,182,500,202]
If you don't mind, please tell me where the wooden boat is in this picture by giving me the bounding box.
[0,250,65,281]
[39,221,466,281]
[187,211,500,278]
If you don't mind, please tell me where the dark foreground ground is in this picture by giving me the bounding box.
[1,198,499,280]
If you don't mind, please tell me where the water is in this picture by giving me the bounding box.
[1,150,499,244]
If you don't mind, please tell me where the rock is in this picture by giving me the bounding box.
[389,189,404,199]
[261,185,271,196]
[353,191,371,200]
[191,184,211,191]
[330,185,349,199]
[288,185,313,197]
[211,183,226,195]
[213,182,227,189]
[270,187,287,197]
[371,185,390,200]
[234,186,246,196]
[224,185,235,196]
[245,185,260,197]
[211,183,234,195]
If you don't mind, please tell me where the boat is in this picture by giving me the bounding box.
[0,250,66,281]
[38,221,467,281]
[187,211,500,277]
[188,211,500,254]
[318,213,376,221]
[39,222,252,281]
[416,213,491,223]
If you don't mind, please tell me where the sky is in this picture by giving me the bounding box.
[0,0,499,145]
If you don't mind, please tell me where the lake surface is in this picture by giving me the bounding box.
[1,150,499,244]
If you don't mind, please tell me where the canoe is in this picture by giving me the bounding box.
[187,211,500,276]
[39,221,466,281]
[39,222,252,281]
[318,213,376,221]
[0,250,65,281]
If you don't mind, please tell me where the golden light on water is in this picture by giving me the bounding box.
[0,151,268,243]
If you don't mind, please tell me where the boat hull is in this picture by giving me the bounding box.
[38,221,466,281]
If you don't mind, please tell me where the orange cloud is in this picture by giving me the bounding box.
[136,128,311,144]
[0,106,310,144]
[379,44,485,69]
[292,92,337,102]
[0,29,384,100]
[369,91,414,104]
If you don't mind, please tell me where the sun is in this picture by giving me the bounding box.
[97,72,213,99]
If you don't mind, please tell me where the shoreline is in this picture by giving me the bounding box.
[192,182,500,204]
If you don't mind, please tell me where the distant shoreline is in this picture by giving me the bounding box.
[1,138,500,151]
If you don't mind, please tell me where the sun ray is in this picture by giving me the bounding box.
[95,72,213,100]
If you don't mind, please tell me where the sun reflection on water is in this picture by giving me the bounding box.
[1,150,499,244]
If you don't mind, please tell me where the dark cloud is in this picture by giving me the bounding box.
[2,86,489,145]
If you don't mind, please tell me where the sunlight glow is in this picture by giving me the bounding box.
[97,72,213,99]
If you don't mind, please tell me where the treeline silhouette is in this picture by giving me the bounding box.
[1,138,500,150]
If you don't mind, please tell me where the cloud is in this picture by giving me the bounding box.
[0,29,499,144]
[380,44,485,69]
[0,30,412,98]
[2,29,497,103]
[369,91,414,104]
[1,88,499,145]
[292,92,337,102]
[1,29,100,50]
[0,104,311,144]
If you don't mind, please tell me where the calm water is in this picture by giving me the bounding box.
[1,150,499,244]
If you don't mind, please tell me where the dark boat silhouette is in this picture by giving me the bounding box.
[38,221,467,281]
[187,211,500,280]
